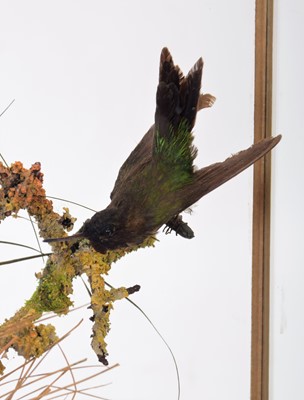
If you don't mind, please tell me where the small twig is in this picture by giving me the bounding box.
[0,253,52,267]
[0,99,15,119]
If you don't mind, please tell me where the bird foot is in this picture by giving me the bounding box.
[164,215,195,239]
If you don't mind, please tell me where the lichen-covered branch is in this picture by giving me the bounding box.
[0,161,155,372]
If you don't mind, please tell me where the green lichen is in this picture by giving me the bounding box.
[26,255,75,314]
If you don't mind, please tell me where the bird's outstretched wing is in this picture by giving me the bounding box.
[176,135,282,213]
[155,47,203,136]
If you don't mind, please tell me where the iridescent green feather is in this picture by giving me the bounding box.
[154,119,197,185]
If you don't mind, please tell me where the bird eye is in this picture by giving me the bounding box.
[104,225,115,237]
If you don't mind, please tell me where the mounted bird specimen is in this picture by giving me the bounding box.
[45,47,281,253]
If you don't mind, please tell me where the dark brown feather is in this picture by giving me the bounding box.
[177,135,282,212]
[155,48,203,137]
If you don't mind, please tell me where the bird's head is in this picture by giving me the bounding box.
[81,207,123,253]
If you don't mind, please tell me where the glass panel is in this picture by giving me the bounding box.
[270,1,304,398]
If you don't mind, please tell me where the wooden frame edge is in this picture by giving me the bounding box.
[251,0,274,399]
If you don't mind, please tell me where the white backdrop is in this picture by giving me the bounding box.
[0,1,255,399]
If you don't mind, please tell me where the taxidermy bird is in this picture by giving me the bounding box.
[45,47,281,253]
